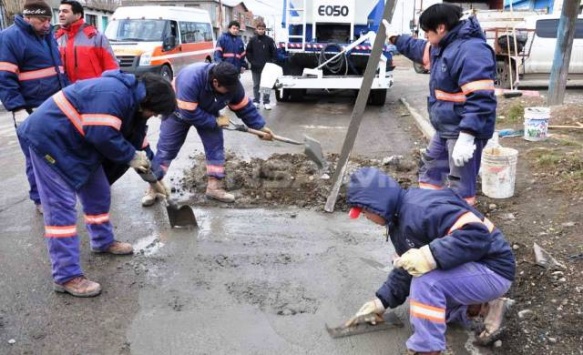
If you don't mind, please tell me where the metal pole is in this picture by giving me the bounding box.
[324,0,397,213]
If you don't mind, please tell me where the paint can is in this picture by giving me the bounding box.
[524,107,550,141]
[481,147,519,199]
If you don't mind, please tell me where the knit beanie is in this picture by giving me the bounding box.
[22,0,52,17]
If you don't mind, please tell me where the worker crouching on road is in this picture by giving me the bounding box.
[17,70,176,297]
[144,61,273,205]
[346,167,515,354]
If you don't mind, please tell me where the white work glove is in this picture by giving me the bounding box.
[152,180,171,199]
[451,132,476,167]
[259,126,274,141]
[129,151,151,173]
[382,19,400,44]
[394,245,437,277]
[216,115,230,128]
[345,298,386,326]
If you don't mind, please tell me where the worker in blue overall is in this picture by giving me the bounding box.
[143,61,273,205]
[0,0,69,214]
[385,3,497,205]
[17,70,176,297]
[346,167,515,354]
[214,20,248,73]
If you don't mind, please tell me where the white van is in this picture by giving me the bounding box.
[490,14,583,88]
[105,6,215,81]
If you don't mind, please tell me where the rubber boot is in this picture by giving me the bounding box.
[205,176,235,203]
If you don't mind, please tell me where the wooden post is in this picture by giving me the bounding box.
[547,0,580,106]
[324,0,397,213]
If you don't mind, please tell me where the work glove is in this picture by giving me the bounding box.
[452,132,476,167]
[259,126,274,141]
[216,115,230,128]
[152,180,171,199]
[129,151,151,173]
[382,19,400,44]
[345,298,386,327]
[394,245,437,277]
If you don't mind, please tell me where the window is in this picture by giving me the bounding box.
[180,21,213,43]
[536,19,583,39]
[85,14,97,27]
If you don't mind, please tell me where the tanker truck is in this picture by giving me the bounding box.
[273,0,395,105]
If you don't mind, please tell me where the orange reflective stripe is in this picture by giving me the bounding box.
[216,47,223,51]
[223,53,236,58]
[228,96,249,111]
[45,225,77,238]
[0,61,19,73]
[461,80,495,95]
[448,211,495,234]
[410,300,446,324]
[177,99,198,111]
[206,165,224,174]
[419,182,443,190]
[435,90,466,103]
[464,196,477,206]
[53,92,84,136]
[18,67,59,81]
[237,51,246,58]
[171,78,176,92]
[81,114,122,130]
[84,213,110,224]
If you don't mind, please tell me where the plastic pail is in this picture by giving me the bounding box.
[524,107,550,141]
[481,147,519,199]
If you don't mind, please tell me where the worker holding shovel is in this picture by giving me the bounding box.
[345,167,515,354]
[145,61,274,205]
[17,71,176,297]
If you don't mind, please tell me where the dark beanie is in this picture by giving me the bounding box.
[22,0,52,17]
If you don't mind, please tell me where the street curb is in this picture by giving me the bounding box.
[399,97,435,141]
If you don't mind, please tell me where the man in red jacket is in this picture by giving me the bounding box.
[56,0,118,82]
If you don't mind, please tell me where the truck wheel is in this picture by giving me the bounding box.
[368,89,387,106]
[495,60,511,89]
[275,88,290,102]
[160,65,173,82]
[288,89,305,102]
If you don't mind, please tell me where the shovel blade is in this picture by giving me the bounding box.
[304,135,327,170]
[166,201,197,228]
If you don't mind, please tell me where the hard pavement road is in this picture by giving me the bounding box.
[0,60,504,355]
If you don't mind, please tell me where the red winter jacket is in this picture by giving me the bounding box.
[55,19,119,83]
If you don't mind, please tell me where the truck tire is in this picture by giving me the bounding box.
[368,89,387,106]
[160,65,173,82]
[275,88,290,102]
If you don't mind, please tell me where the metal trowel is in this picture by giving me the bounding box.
[326,311,403,339]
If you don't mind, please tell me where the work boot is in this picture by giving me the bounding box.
[92,240,134,255]
[475,297,511,345]
[263,103,272,110]
[141,185,157,207]
[205,177,235,203]
[54,276,101,297]
[253,102,260,109]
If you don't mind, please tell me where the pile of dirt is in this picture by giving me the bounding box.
[175,151,418,211]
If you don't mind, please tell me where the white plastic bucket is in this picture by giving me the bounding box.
[259,63,283,91]
[524,107,550,141]
[481,147,519,199]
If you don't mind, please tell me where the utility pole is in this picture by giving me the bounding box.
[547,0,580,105]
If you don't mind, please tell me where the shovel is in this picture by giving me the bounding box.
[225,120,328,170]
[140,171,197,228]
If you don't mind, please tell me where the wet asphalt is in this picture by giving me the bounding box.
[0,60,494,354]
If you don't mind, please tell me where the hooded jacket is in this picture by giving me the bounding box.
[395,17,497,140]
[214,31,248,71]
[347,167,515,309]
[17,70,148,190]
[55,19,119,83]
[0,15,69,111]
